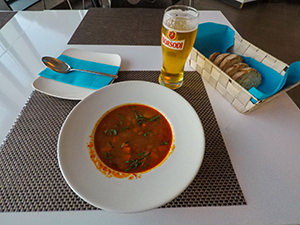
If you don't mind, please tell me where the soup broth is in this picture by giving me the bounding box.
[94,104,173,173]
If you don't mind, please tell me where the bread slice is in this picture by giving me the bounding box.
[232,68,262,90]
[209,52,220,62]
[213,53,230,66]
[219,54,243,71]
[225,63,249,77]
[231,67,251,80]
[207,52,262,90]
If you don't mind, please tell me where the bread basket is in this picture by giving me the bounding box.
[188,23,300,113]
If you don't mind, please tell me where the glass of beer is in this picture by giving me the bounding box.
[159,5,199,89]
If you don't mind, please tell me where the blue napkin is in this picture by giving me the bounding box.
[39,54,120,90]
[194,22,235,58]
[193,22,300,101]
[284,61,300,88]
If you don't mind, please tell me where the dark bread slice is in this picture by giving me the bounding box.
[225,63,249,77]
[231,68,251,81]
[232,68,262,90]
[213,53,230,66]
[208,52,262,91]
[209,52,220,62]
[219,54,243,71]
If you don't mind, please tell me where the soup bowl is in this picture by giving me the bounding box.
[58,80,205,213]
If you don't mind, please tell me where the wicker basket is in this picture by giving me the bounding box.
[188,35,299,113]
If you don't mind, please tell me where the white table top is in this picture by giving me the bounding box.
[0,10,300,225]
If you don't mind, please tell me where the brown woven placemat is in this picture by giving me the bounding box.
[68,8,163,45]
[0,12,16,29]
[0,71,246,212]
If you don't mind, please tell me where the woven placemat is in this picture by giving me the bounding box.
[0,71,246,212]
[68,8,163,45]
[0,12,16,29]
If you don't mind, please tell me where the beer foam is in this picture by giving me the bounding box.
[163,9,198,33]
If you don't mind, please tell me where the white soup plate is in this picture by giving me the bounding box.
[58,80,205,213]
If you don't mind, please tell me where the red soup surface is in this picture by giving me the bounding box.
[94,104,173,173]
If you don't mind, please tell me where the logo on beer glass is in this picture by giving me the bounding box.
[162,33,185,50]
[168,31,176,40]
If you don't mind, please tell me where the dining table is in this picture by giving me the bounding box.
[0,7,300,225]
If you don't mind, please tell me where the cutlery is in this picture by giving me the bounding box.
[42,56,118,79]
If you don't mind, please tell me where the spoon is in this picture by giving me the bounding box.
[42,56,118,79]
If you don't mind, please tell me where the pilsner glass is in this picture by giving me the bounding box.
[159,5,199,89]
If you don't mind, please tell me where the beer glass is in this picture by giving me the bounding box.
[159,5,199,89]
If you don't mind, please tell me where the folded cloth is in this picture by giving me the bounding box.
[39,54,120,90]
[193,22,235,58]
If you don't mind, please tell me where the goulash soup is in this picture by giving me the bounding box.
[93,104,173,173]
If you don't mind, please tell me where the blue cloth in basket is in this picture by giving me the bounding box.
[193,22,300,101]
